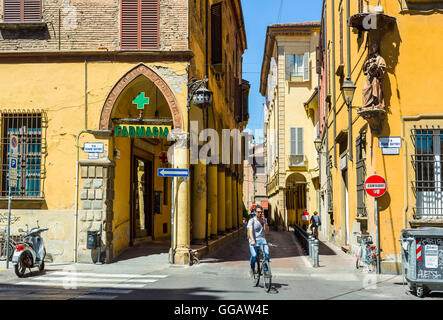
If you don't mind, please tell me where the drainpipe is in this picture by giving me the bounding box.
[74,129,112,263]
[346,0,353,162]
[332,0,337,168]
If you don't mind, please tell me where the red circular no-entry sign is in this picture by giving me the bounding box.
[364,175,386,198]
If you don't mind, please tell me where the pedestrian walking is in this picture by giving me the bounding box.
[301,209,310,231]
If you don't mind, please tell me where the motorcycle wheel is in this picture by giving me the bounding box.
[14,253,29,278]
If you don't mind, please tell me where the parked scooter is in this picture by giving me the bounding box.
[12,222,48,278]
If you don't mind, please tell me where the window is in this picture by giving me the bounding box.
[327,156,333,212]
[1,112,43,198]
[287,53,310,82]
[339,5,344,65]
[210,2,222,65]
[290,127,303,155]
[356,133,367,217]
[411,129,443,219]
[121,0,159,50]
[3,0,41,22]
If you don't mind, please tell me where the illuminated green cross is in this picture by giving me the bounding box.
[132,92,150,110]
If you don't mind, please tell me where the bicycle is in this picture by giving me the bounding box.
[251,245,272,293]
[0,227,17,262]
[355,235,377,272]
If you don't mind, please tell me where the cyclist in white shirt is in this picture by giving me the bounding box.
[247,205,270,277]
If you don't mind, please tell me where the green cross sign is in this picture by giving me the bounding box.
[133,92,150,110]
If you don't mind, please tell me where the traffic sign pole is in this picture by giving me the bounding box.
[6,187,11,269]
[375,196,380,274]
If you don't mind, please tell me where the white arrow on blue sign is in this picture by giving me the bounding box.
[157,168,189,177]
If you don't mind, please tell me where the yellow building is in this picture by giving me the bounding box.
[260,22,320,230]
[318,0,443,273]
[0,0,248,265]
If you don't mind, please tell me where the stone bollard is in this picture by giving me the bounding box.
[313,239,319,267]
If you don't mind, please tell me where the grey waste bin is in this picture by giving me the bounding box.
[399,227,443,298]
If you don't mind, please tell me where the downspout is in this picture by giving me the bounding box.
[332,0,337,168]
[85,60,88,130]
[346,0,353,162]
[401,120,408,230]
[205,0,210,247]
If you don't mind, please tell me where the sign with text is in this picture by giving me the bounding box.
[378,137,401,148]
[364,175,386,198]
[84,143,104,153]
[9,156,18,187]
[382,147,400,155]
[115,125,171,139]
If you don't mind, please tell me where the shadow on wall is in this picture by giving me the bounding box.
[1,26,51,40]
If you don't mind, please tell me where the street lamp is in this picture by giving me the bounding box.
[192,86,213,108]
[314,137,322,153]
[341,79,356,106]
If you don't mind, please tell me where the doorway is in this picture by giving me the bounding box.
[131,154,154,244]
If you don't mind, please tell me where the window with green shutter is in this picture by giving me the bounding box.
[287,53,310,82]
[290,127,303,155]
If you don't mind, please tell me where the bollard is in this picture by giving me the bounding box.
[313,239,319,267]
[308,236,312,259]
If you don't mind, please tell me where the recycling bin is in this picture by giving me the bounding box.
[399,227,443,298]
[87,230,99,249]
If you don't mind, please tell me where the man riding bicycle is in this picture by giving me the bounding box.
[247,205,270,278]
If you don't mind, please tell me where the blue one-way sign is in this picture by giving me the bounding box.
[157,168,189,178]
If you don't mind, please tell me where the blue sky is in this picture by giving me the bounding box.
[241,0,322,141]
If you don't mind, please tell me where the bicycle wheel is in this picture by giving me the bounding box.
[252,258,260,287]
[262,261,272,293]
[356,246,362,269]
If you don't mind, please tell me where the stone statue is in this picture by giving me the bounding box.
[362,43,386,109]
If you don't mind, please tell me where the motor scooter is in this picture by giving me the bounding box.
[12,222,48,278]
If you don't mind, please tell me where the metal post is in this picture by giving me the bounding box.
[96,223,102,265]
[308,235,313,259]
[6,187,12,269]
[313,239,319,267]
[375,197,380,274]
[170,153,175,264]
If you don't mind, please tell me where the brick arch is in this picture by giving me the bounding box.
[99,63,183,130]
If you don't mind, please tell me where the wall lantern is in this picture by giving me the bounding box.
[192,85,213,108]
[341,79,356,106]
[314,137,322,153]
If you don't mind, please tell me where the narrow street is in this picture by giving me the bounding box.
[0,230,439,300]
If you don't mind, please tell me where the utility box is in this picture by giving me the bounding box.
[400,227,443,298]
[87,230,99,249]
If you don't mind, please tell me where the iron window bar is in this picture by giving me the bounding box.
[1,111,45,198]
[410,126,443,219]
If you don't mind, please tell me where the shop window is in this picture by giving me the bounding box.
[1,112,44,198]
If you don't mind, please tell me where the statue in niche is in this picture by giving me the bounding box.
[362,42,386,109]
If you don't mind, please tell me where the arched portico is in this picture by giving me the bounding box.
[286,173,308,227]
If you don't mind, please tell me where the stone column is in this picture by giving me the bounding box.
[173,145,191,265]
[208,164,218,238]
[217,165,226,234]
[232,174,238,229]
[191,161,207,243]
[225,168,232,231]
[78,159,115,264]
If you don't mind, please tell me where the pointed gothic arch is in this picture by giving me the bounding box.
[99,63,184,130]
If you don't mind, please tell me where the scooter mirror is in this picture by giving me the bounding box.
[18,228,23,232]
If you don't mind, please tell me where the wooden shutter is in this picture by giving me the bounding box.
[4,0,41,22]
[121,0,139,49]
[297,127,304,155]
[303,52,310,82]
[141,0,159,49]
[285,52,290,81]
[290,128,297,155]
[3,0,21,22]
[23,0,41,22]
[211,3,222,65]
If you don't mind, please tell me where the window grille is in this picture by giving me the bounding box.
[411,127,443,219]
[1,112,44,198]
[327,156,333,212]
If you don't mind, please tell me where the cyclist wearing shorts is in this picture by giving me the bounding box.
[247,205,270,277]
